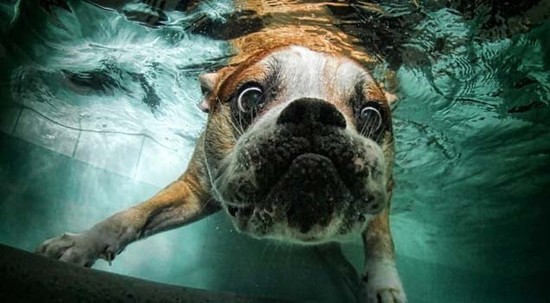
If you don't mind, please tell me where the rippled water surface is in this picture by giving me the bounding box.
[0,1,549,302]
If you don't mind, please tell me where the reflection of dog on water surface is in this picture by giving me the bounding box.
[34,0,546,302]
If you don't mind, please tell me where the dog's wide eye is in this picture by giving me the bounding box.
[359,102,383,134]
[237,86,264,112]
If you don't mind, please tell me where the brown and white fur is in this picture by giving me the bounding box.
[37,1,405,302]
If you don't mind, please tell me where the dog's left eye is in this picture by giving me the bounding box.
[358,101,384,137]
[237,85,264,112]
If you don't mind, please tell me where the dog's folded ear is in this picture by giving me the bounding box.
[380,70,399,110]
[198,72,219,113]
[197,66,236,113]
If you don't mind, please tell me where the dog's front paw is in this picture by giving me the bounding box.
[363,259,406,303]
[36,230,120,267]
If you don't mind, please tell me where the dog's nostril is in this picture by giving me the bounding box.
[277,98,346,128]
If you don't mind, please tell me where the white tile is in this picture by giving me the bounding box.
[74,131,143,178]
[134,137,191,187]
[13,109,79,157]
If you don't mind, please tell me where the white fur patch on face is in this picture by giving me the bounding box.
[271,46,330,101]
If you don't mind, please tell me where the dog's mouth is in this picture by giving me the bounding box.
[225,151,345,214]
[225,152,347,233]
[219,138,382,238]
[267,152,350,233]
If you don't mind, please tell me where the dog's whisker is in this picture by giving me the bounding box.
[238,111,246,135]
[216,97,242,138]
[375,129,385,142]
[225,109,243,138]
[367,124,375,138]
[359,121,369,136]
[233,105,246,136]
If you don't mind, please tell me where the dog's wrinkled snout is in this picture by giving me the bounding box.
[277,98,346,128]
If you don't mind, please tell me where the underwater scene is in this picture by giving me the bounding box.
[0,0,549,302]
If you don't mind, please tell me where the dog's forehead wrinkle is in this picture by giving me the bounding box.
[260,48,367,105]
[336,61,368,90]
[266,48,328,97]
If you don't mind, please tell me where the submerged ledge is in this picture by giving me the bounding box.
[0,244,289,303]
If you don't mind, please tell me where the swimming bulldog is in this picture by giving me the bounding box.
[36,1,405,302]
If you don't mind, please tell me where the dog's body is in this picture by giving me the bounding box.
[37,1,405,302]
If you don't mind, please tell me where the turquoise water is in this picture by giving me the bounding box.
[1,1,549,302]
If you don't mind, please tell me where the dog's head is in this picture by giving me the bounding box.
[199,46,395,244]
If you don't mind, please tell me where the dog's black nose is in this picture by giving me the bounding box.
[277,98,346,128]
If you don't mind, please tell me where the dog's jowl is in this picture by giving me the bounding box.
[37,2,406,303]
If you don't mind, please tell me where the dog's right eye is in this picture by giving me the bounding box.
[237,85,264,113]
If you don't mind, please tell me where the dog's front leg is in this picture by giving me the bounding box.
[36,141,220,267]
[362,208,406,303]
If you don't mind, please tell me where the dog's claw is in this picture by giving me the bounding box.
[373,289,405,303]
[36,229,121,268]
[364,259,407,303]
[105,251,113,266]
[36,232,92,266]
